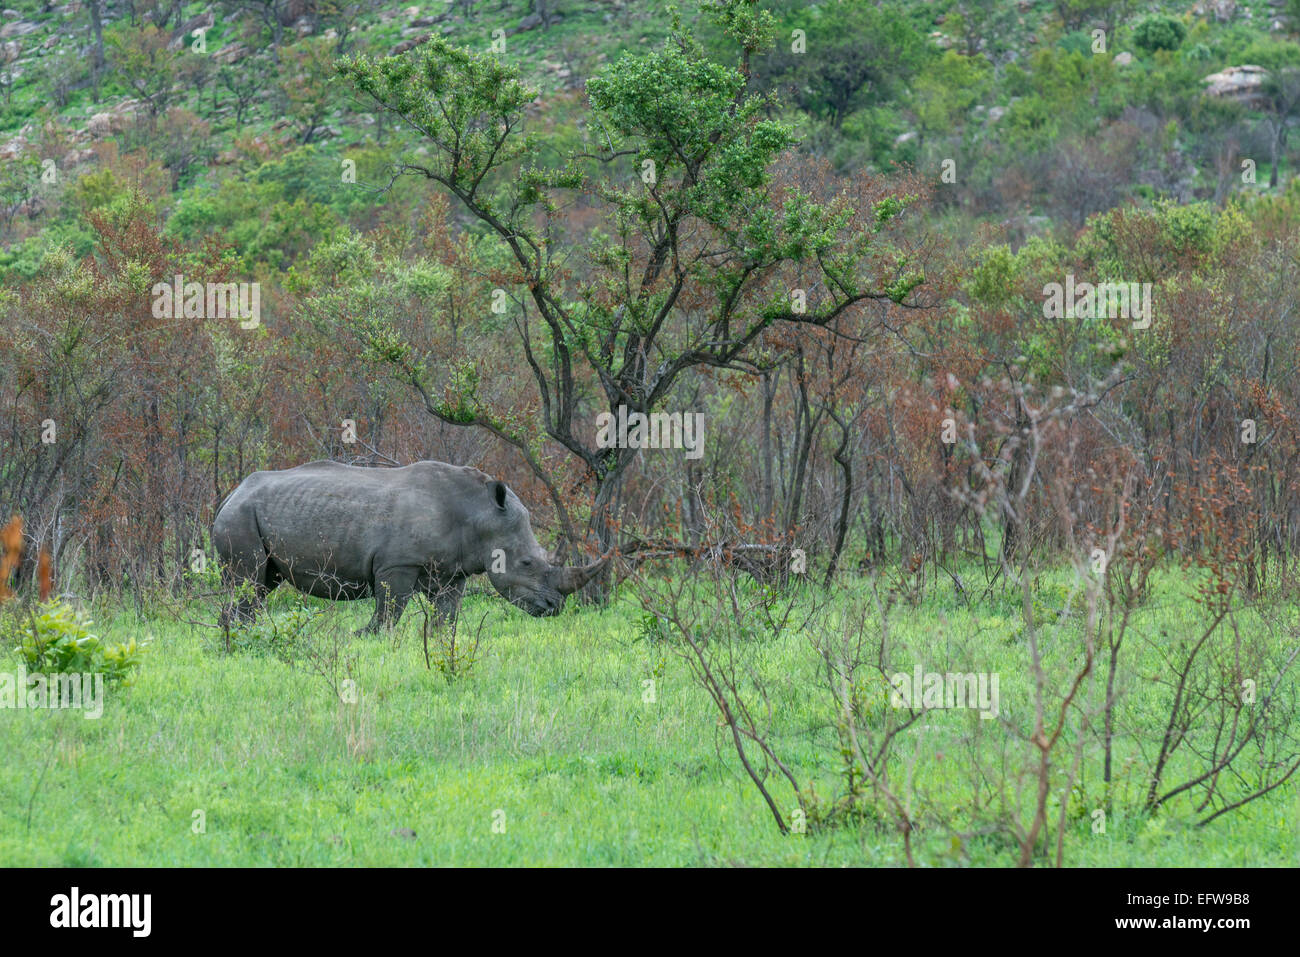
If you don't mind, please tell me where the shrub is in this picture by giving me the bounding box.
[7,601,149,684]
[1132,15,1186,54]
[222,599,317,661]
[417,596,483,683]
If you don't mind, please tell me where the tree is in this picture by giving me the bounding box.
[85,0,106,97]
[1131,14,1186,54]
[336,0,928,560]
[754,0,929,130]
[222,0,295,63]
[0,155,39,239]
[946,0,1018,61]
[106,24,179,120]
[277,37,339,144]
[1261,67,1300,189]
[219,63,262,130]
[1054,0,1127,32]
[317,0,383,55]
[914,50,992,138]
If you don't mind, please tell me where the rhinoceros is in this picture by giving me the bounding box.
[212,460,606,632]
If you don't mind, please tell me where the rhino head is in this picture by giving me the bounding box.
[481,480,609,617]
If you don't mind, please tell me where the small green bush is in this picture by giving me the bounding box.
[635,611,674,644]
[1132,15,1186,54]
[7,601,148,683]
[222,600,317,661]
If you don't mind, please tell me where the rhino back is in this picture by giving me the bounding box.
[219,461,483,582]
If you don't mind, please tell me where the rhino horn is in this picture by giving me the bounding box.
[554,552,613,595]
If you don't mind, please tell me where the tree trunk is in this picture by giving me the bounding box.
[784,351,820,543]
[1270,124,1281,189]
[88,0,105,99]
[760,370,774,523]
[825,413,853,586]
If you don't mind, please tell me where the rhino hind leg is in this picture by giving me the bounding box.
[218,563,272,629]
[219,588,263,630]
[215,512,273,630]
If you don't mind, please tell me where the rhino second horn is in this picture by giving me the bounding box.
[555,556,610,595]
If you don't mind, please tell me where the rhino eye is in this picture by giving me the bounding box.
[519,557,533,567]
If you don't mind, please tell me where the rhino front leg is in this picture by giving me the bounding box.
[363,565,419,634]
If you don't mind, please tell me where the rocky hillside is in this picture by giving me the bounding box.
[1,0,1299,273]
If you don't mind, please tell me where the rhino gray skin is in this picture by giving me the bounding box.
[212,460,606,632]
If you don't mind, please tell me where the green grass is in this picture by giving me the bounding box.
[1,568,1298,866]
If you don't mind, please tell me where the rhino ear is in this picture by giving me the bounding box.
[492,481,508,511]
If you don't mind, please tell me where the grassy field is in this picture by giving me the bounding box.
[1,567,1297,867]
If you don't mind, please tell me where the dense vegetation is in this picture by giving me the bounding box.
[2,0,1300,866]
